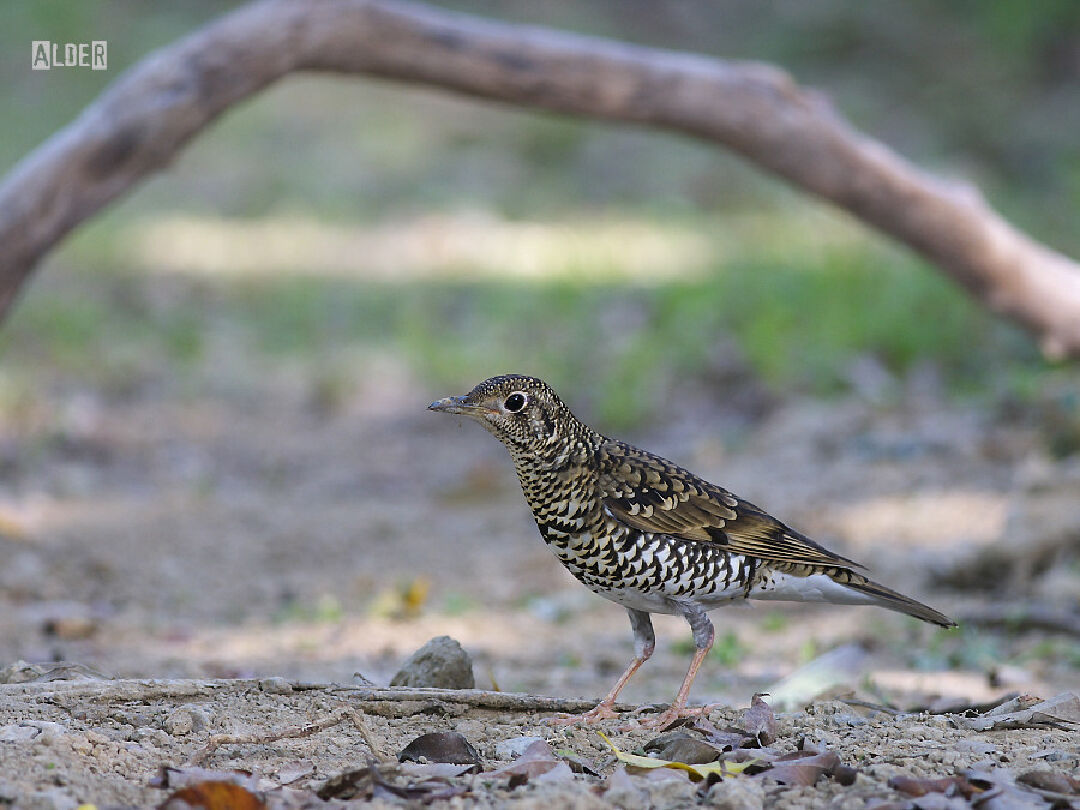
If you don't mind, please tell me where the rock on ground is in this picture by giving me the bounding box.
[390,635,475,689]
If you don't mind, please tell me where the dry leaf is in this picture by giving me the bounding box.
[151,767,259,791]
[685,716,749,750]
[157,780,265,810]
[763,749,841,787]
[554,748,600,775]
[398,731,482,771]
[959,691,1080,732]
[317,760,468,803]
[533,762,575,785]
[486,740,563,783]
[888,774,976,799]
[1016,770,1080,795]
[596,731,756,782]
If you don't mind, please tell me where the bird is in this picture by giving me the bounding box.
[429,374,955,728]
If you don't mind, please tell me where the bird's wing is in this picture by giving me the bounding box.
[597,440,863,569]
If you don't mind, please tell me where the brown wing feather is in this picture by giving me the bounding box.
[597,440,864,570]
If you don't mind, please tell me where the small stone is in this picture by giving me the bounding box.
[30,722,66,745]
[390,636,474,689]
[164,705,209,736]
[643,773,697,806]
[69,735,94,756]
[0,724,39,743]
[604,767,647,810]
[705,777,766,810]
[133,727,171,747]
[0,660,47,684]
[258,677,294,695]
[18,788,77,810]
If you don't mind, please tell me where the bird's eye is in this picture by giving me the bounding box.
[504,392,527,413]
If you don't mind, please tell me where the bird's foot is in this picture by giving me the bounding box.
[634,702,722,730]
[545,702,621,726]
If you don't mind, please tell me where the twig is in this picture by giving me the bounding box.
[1,677,632,715]
[957,606,1080,638]
[0,0,1078,353]
[187,708,386,767]
[838,698,903,717]
[344,709,386,761]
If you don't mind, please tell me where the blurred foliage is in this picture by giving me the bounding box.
[1,1,1079,428]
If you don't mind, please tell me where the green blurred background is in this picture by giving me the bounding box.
[2,0,1080,428]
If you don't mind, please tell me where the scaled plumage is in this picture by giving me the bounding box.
[430,374,955,726]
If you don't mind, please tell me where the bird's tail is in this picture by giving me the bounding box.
[841,574,956,628]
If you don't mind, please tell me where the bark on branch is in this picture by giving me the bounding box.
[2,677,632,714]
[2,0,1080,355]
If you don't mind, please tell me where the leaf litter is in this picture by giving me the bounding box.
[4,679,1080,808]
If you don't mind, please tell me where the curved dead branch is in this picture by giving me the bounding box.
[2,0,1080,355]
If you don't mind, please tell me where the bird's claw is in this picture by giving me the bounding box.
[545,702,621,726]
[634,702,722,730]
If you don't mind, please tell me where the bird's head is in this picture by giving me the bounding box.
[429,374,587,459]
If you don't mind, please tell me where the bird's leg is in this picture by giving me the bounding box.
[547,609,654,726]
[638,605,717,729]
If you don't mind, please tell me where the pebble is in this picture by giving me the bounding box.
[17,788,77,810]
[604,767,647,810]
[259,677,294,695]
[0,725,39,743]
[642,773,698,806]
[390,636,474,689]
[164,705,209,736]
[704,777,765,809]
[29,722,66,746]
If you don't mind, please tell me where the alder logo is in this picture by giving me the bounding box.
[31,40,107,71]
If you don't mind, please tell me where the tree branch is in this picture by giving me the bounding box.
[2,0,1079,355]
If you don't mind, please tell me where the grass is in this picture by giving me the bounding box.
[0,208,1055,432]
[672,628,746,666]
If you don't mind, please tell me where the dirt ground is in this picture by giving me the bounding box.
[1,363,1079,807]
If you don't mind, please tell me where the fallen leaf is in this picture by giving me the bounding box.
[888,775,976,799]
[370,763,467,803]
[833,764,858,787]
[596,731,756,782]
[763,749,841,787]
[151,767,259,791]
[317,760,468,804]
[398,731,482,771]
[643,731,723,764]
[273,761,314,786]
[737,693,777,746]
[317,766,374,801]
[485,740,562,783]
[554,748,600,775]
[399,762,476,779]
[958,691,1080,731]
[157,781,265,810]
[534,762,575,785]
[1016,770,1080,795]
[685,716,749,750]
[0,511,27,539]
[965,768,1060,810]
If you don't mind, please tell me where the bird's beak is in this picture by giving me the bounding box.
[428,395,480,415]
